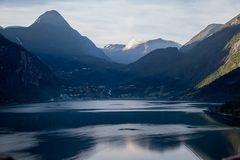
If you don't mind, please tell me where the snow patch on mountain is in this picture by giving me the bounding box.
[123,39,144,50]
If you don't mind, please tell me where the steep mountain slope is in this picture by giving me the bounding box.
[181,24,223,52]
[115,13,240,99]
[0,10,107,59]
[180,24,240,88]
[193,68,240,101]
[0,34,59,104]
[176,14,240,101]
[103,38,181,64]
[190,14,240,89]
[123,23,240,93]
[197,32,240,88]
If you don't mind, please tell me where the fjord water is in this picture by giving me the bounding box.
[0,100,239,160]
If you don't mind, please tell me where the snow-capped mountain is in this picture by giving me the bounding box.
[123,39,144,50]
[103,38,181,64]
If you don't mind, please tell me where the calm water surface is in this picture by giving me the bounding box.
[0,100,239,160]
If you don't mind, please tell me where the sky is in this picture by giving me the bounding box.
[0,0,240,47]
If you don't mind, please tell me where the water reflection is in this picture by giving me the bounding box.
[0,100,239,160]
[0,132,40,160]
[227,130,240,155]
[77,140,199,160]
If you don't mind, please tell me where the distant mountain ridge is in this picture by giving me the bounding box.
[103,38,181,64]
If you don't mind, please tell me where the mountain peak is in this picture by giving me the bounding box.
[33,10,70,27]
[43,10,61,16]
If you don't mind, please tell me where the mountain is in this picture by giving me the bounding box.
[103,38,181,64]
[0,10,107,59]
[197,31,240,88]
[1,10,239,102]
[174,14,240,101]
[115,13,240,100]
[128,47,181,76]
[175,17,240,90]
[112,47,188,98]
[193,68,240,101]
[180,24,223,52]
[0,34,59,104]
[120,23,239,97]
[0,10,122,86]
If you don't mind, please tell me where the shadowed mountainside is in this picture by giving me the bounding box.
[0,34,59,104]
[0,10,124,86]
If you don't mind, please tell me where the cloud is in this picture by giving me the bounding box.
[0,0,239,47]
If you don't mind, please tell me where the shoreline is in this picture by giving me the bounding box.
[204,109,240,127]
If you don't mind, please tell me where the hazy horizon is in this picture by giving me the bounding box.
[0,0,240,47]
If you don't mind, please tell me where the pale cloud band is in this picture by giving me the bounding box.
[0,0,240,47]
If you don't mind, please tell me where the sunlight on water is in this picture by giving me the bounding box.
[72,140,200,160]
